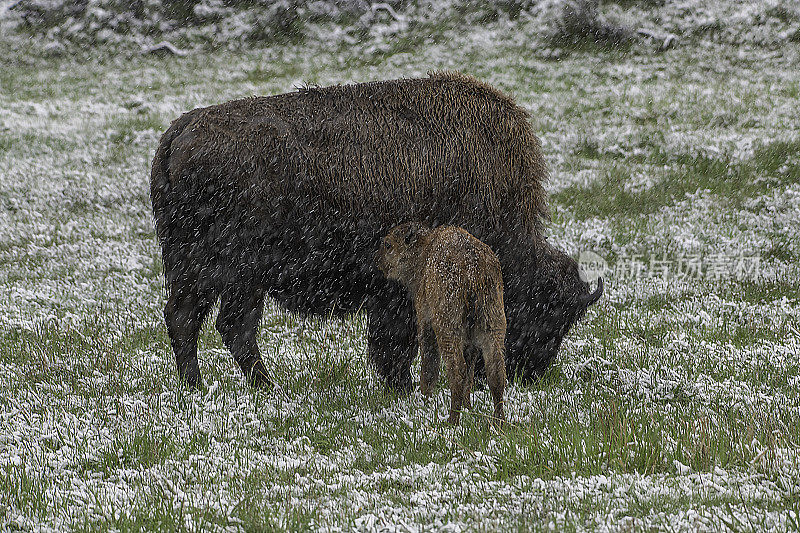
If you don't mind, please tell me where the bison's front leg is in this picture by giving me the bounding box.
[216,283,271,388]
[367,287,416,395]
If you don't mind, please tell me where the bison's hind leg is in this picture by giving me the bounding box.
[216,283,271,388]
[164,277,216,389]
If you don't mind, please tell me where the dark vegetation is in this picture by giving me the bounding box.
[7,0,637,51]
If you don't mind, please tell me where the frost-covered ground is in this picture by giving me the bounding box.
[1,6,800,532]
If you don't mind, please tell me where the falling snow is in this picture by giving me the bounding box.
[1,0,800,531]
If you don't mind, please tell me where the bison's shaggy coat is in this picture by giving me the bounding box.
[377,224,507,425]
[150,72,602,390]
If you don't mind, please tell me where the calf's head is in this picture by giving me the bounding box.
[375,223,431,285]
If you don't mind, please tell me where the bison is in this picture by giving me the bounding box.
[150,71,603,392]
[377,224,507,425]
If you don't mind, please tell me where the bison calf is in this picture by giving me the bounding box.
[377,224,507,426]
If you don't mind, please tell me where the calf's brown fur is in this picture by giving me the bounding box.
[377,224,506,425]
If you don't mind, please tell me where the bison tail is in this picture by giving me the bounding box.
[150,111,197,246]
[149,111,220,297]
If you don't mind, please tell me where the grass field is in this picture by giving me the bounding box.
[1,20,799,532]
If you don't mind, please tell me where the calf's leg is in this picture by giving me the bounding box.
[462,346,480,410]
[435,329,466,425]
[419,324,439,398]
[484,331,507,426]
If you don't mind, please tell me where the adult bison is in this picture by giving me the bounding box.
[150,72,602,391]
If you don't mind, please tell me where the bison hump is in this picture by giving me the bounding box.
[158,72,550,237]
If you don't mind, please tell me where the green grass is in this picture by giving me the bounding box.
[553,138,800,220]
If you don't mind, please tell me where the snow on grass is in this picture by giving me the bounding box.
[1,8,800,531]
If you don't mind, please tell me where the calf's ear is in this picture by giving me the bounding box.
[403,225,415,245]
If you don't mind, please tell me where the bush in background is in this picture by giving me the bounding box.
[3,0,800,53]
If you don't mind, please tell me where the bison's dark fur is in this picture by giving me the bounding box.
[150,71,603,391]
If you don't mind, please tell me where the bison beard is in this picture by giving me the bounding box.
[150,71,603,391]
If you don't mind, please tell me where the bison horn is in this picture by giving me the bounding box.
[580,277,604,308]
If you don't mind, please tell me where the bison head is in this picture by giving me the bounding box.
[501,240,603,382]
